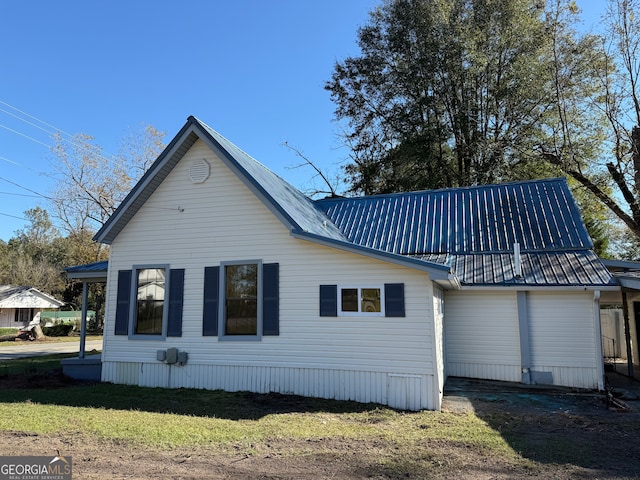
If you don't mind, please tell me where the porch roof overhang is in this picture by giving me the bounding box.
[64,260,108,283]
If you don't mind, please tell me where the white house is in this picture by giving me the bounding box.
[0,286,64,328]
[91,116,618,411]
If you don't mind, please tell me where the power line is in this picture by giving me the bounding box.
[0,175,52,200]
[0,211,27,221]
[0,106,59,139]
[0,155,52,178]
[0,191,41,198]
[0,155,22,167]
[0,99,76,140]
[0,122,51,149]
[0,99,114,159]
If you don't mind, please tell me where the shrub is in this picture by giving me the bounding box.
[42,324,74,337]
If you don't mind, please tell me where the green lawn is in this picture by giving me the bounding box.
[0,385,514,452]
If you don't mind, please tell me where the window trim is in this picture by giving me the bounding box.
[128,264,170,340]
[218,259,263,341]
[337,285,385,317]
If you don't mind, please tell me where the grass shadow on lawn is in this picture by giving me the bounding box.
[2,382,379,420]
[0,355,380,421]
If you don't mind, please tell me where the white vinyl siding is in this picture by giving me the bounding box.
[527,292,599,389]
[0,309,16,328]
[101,139,438,410]
[444,291,521,382]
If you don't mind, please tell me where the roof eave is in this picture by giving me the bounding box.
[614,276,640,290]
[65,271,108,282]
[458,284,620,291]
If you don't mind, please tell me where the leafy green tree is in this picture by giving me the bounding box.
[0,208,66,294]
[326,0,589,194]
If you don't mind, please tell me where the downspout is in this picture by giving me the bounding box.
[514,243,530,384]
[593,291,604,390]
[517,291,531,384]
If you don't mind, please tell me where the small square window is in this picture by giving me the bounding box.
[338,286,383,316]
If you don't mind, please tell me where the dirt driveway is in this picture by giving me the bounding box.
[1,373,640,479]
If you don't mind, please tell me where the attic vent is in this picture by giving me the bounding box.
[189,159,210,184]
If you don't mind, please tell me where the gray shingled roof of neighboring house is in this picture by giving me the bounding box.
[0,286,64,307]
[0,286,30,302]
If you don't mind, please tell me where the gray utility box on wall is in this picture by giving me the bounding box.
[166,348,178,364]
[156,348,188,365]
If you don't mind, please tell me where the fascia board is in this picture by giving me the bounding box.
[615,276,640,291]
[64,272,108,282]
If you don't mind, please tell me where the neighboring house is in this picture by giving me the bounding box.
[92,116,617,411]
[0,286,64,328]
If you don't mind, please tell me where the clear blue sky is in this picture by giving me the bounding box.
[0,0,605,242]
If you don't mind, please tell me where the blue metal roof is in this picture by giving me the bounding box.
[316,179,592,255]
[65,260,108,274]
[317,179,614,287]
[416,251,615,286]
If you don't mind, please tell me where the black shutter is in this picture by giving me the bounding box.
[203,266,219,336]
[263,263,279,335]
[384,283,405,317]
[167,269,185,337]
[115,270,132,335]
[319,285,337,316]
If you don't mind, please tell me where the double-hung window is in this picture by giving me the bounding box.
[134,267,167,335]
[223,262,260,336]
[113,265,185,339]
[202,261,279,339]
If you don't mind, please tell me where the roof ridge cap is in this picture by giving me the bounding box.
[315,178,568,202]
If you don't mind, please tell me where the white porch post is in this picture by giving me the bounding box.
[79,281,89,359]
